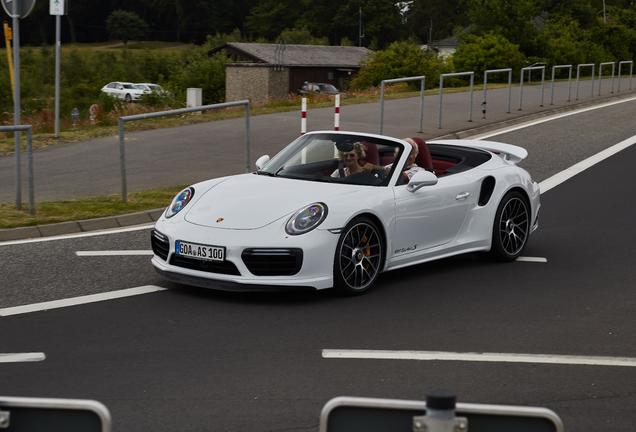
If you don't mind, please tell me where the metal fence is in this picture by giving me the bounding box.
[482,68,512,118]
[598,62,616,95]
[518,65,545,110]
[1,125,34,214]
[575,64,596,100]
[550,65,572,104]
[617,61,634,92]
[378,76,426,134]
[118,100,251,202]
[438,71,474,128]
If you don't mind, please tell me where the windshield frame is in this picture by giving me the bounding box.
[259,131,408,187]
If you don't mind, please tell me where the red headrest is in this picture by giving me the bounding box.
[361,142,379,165]
[410,137,434,171]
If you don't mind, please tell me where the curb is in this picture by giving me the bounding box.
[0,208,164,242]
[2,91,635,243]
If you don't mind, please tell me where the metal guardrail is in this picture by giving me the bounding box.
[598,61,616,95]
[438,71,474,128]
[518,65,545,110]
[118,100,251,202]
[378,76,426,134]
[1,125,34,214]
[617,61,633,92]
[482,68,512,118]
[550,65,572,105]
[575,63,595,100]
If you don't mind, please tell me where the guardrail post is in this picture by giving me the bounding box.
[598,62,616,95]
[482,68,512,118]
[550,65,573,105]
[14,127,21,210]
[575,63,595,100]
[26,126,34,215]
[617,60,634,92]
[118,118,127,203]
[438,71,474,128]
[378,76,425,134]
[245,103,251,172]
[519,66,546,110]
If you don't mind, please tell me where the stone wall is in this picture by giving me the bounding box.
[225,64,290,104]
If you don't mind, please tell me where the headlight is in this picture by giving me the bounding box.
[285,202,328,235]
[165,187,195,218]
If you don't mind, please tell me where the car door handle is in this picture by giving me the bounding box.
[455,192,470,200]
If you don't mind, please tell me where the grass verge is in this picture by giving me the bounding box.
[0,185,185,229]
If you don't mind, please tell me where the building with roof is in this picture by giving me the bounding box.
[210,42,371,104]
[421,36,459,59]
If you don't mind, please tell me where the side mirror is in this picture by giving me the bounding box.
[407,170,438,192]
[255,155,270,170]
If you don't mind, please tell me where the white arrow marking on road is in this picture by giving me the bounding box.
[516,256,548,263]
[322,350,636,368]
[0,285,167,317]
[75,250,153,256]
[0,353,46,363]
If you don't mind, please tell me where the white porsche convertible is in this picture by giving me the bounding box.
[151,131,540,294]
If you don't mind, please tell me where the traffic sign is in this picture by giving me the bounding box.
[50,0,64,15]
[1,0,37,19]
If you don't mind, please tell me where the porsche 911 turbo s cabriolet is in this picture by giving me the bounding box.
[151,131,540,294]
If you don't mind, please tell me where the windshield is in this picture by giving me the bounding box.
[259,133,404,186]
[122,84,134,89]
[134,85,147,90]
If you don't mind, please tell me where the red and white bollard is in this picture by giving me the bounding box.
[301,97,307,135]
[334,94,340,131]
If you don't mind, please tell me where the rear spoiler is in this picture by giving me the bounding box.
[428,139,528,164]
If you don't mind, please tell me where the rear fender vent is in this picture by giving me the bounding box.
[478,176,496,206]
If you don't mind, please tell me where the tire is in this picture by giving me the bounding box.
[124,93,132,103]
[333,216,384,294]
[490,190,530,261]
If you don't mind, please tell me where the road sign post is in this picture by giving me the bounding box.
[50,0,66,138]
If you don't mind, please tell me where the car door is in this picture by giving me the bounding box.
[391,173,473,257]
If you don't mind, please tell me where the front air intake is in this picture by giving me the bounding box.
[242,248,303,276]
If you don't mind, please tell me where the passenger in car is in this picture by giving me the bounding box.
[385,138,424,180]
[331,142,379,177]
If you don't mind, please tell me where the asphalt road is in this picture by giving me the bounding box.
[0,78,633,202]
[1,100,636,432]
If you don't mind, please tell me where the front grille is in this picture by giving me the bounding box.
[151,230,169,261]
[242,248,303,276]
[169,255,241,275]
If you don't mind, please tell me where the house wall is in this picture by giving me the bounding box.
[225,64,289,104]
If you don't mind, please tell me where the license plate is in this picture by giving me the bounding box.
[175,240,225,262]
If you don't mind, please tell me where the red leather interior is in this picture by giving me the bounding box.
[361,142,379,165]
[432,159,456,176]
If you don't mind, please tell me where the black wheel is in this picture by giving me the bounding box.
[125,93,132,103]
[333,217,384,294]
[490,190,530,260]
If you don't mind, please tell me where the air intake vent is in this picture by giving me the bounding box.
[479,176,496,206]
[169,255,241,275]
[242,248,303,276]
[151,230,169,261]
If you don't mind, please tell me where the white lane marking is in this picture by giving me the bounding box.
[76,250,153,256]
[0,353,46,363]
[322,349,636,367]
[538,134,636,194]
[467,95,636,140]
[0,223,154,247]
[0,285,167,317]
[516,256,548,263]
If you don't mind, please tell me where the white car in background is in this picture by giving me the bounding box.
[151,131,541,294]
[100,81,147,102]
[135,83,166,95]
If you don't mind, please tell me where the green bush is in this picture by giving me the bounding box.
[351,41,451,89]
[453,33,526,80]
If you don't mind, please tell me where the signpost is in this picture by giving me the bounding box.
[1,0,36,209]
[50,0,65,138]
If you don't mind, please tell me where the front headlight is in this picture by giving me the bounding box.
[285,202,328,235]
[165,187,195,218]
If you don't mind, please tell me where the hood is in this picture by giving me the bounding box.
[184,174,359,229]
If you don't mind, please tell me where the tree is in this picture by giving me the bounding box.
[453,33,525,77]
[277,26,328,45]
[107,10,149,47]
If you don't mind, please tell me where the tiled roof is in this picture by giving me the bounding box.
[216,42,371,67]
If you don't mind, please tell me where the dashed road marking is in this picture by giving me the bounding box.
[0,223,154,247]
[322,349,636,367]
[516,256,548,263]
[0,285,167,317]
[0,353,46,363]
[76,250,153,256]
